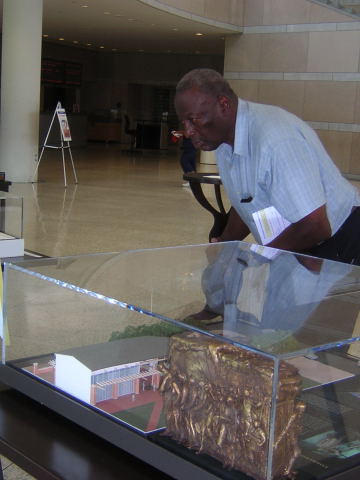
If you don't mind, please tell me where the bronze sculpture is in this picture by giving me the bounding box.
[159,331,305,480]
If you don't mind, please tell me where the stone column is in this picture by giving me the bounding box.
[0,0,43,181]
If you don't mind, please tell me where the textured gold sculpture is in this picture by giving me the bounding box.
[159,332,305,480]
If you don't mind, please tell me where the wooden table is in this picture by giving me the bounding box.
[183,172,229,241]
[0,378,359,480]
[0,385,171,480]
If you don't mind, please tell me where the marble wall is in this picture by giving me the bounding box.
[224,0,360,176]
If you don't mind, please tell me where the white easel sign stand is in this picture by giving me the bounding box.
[33,102,78,187]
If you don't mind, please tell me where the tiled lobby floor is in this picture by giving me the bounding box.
[11,144,222,258]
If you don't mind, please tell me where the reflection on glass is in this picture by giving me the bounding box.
[196,242,360,356]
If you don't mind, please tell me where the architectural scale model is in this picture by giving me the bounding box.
[28,336,169,433]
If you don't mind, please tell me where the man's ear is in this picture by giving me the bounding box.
[218,95,231,114]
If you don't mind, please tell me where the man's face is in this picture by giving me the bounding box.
[175,87,230,151]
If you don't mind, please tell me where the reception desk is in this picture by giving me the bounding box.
[87,121,122,143]
[136,121,168,149]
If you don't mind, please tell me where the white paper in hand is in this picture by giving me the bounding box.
[252,206,290,245]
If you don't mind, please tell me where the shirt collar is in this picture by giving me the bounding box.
[216,98,249,159]
[217,98,249,160]
[233,98,249,157]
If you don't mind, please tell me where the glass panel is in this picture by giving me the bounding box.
[295,346,360,477]
[5,242,360,359]
[0,194,24,257]
[3,265,183,434]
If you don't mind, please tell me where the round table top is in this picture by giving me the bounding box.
[183,172,222,185]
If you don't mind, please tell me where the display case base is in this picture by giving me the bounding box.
[1,363,360,480]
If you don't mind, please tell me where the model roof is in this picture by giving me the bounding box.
[56,336,169,371]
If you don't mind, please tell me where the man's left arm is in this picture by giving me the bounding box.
[266,204,331,252]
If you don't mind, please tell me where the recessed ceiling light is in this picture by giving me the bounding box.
[58,37,65,41]
[172,27,178,31]
[99,46,105,49]
[73,40,79,44]
[81,5,88,7]
[112,48,118,51]
[86,43,92,46]
[195,32,204,36]
[104,11,111,15]
[43,34,48,38]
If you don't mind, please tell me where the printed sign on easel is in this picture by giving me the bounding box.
[57,104,72,142]
[32,101,78,187]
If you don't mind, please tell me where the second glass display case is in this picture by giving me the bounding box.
[0,241,360,480]
[0,193,24,258]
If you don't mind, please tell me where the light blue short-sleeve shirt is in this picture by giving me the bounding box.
[216,100,360,244]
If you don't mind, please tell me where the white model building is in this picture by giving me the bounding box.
[55,336,169,405]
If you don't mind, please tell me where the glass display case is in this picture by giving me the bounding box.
[0,241,360,480]
[0,193,24,258]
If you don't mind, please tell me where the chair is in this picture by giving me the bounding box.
[124,114,136,152]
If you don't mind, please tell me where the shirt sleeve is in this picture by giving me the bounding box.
[264,136,327,224]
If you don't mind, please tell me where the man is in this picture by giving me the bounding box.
[175,68,360,265]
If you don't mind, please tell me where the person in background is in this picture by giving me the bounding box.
[171,130,197,187]
[174,68,360,265]
[115,102,123,121]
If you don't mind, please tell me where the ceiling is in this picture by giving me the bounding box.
[38,0,241,56]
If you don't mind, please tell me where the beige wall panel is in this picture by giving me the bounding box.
[186,0,206,16]
[204,0,244,24]
[263,0,311,25]
[160,0,205,16]
[204,0,228,23]
[160,0,179,6]
[317,130,352,173]
[224,34,261,71]
[260,33,309,72]
[309,3,356,23]
[304,82,357,123]
[159,0,244,22]
[229,79,259,102]
[158,0,178,6]
[354,84,360,124]
[159,0,192,10]
[258,80,305,117]
[243,0,264,26]
[350,133,360,174]
[228,0,244,25]
[307,31,360,73]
